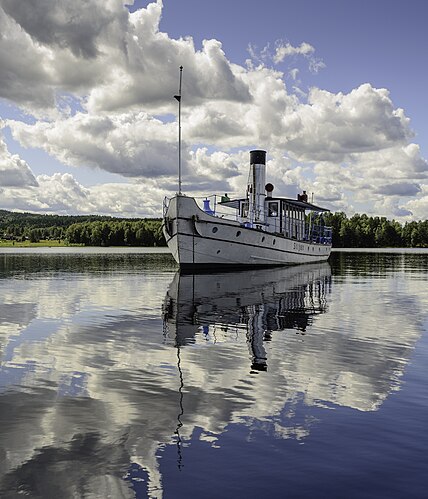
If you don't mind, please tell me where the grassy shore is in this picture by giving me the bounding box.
[0,240,83,248]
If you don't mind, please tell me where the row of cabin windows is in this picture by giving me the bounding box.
[241,201,305,219]
[268,202,305,239]
[240,200,306,239]
[267,202,304,221]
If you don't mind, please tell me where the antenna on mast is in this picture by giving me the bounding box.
[174,66,183,194]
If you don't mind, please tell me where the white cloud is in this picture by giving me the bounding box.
[375,182,421,197]
[273,41,314,64]
[284,84,412,162]
[35,173,93,211]
[372,196,415,219]
[8,112,179,178]
[1,0,126,59]
[0,147,246,216]
[0,131,38,187]
[289,68,299,80]
[248,40,321,72]
[0,7,54,110]
[0,0,251,115]
[0,171,166,217]
[403,184,428,220]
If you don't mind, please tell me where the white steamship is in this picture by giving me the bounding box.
[162,149,332,269]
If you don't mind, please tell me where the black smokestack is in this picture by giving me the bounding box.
[250,150,266,165]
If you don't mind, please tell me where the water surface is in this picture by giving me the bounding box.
[0,249,427,498]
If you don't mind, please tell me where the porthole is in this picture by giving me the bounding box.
[236,230,241,237]
[212,227,218,233]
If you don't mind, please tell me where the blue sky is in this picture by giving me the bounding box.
[0,0,427,219]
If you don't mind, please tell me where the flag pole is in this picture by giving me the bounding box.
[174,66,183,195]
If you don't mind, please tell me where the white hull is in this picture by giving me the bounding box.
[163,195,331,268]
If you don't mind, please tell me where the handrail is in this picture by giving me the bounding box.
[307,223,332,244]
[163,196,170,218]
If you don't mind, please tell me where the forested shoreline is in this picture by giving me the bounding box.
[323,212,428,248]
[0,210,165,246]
[1,209,427,247]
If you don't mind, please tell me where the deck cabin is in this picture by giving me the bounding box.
[217,196,332,245]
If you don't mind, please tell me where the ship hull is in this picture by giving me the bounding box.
[163,195,331,268]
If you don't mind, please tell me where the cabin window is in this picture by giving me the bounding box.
[284,204,290,237]
[268,202,278,217]
[241,202,249,217]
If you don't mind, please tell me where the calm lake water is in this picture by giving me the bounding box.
[0,248,427,498]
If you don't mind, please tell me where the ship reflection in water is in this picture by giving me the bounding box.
[163,264,331,373]
[159,260,424,494]
[0,252,427,498]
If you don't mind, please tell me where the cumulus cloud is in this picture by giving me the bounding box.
[87,33,252,113]
[35,173,93,211]
[0,132,38,187]
[273,41,314,64]
[248,40,322,73]
[180,148,241,193]
[8,112,180,178]
[0,0,251,115]
[0,148,245,216]
[0,172,166,217]
[0,7,54,109]
[284,85,411,162]
[375,182,421,197]
[403,185,428,220]
[1,0,126,59]
[372,196,416,219]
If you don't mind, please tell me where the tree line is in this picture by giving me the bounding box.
[0,209,165,246]
[0,209,114,229]
[1,208,427,247]
[65,220,165,246]
[322,212,428,248]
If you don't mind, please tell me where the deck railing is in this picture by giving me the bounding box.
[162,196,170,218]
[195,195,239,222]
[308,224,332,245]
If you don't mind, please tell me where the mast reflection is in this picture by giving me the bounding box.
[163,263,332,372]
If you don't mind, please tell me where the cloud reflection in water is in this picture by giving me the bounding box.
[0,253,426,498]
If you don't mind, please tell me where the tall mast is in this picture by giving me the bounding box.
[174,66,183,194]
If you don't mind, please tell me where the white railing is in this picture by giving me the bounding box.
[307,224,333,245]
[194,195,239,223]
[163,196,170,218]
